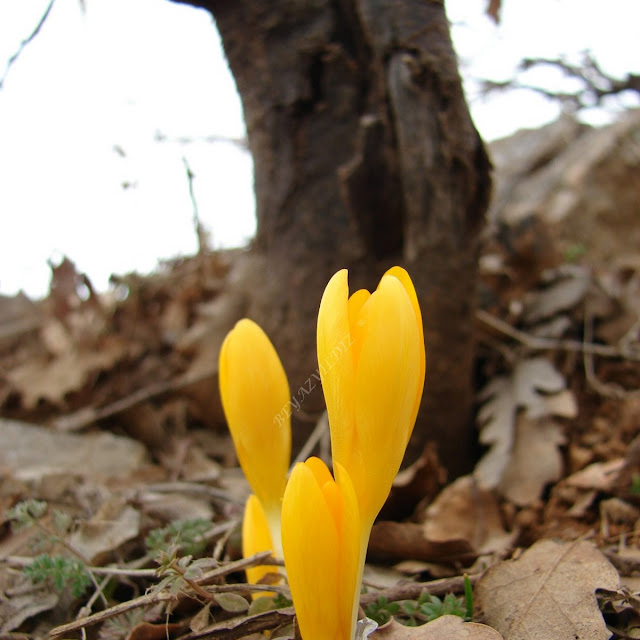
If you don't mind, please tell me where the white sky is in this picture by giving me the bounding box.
[0,0,638,298]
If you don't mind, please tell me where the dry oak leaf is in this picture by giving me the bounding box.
[476,539,620,640]
[374,616,503,639]
[474,357,568,491]
[497,415,566,506]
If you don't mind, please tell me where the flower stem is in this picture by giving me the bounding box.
[350,522,374,640]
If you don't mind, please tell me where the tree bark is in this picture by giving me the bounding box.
[173,0,491,479]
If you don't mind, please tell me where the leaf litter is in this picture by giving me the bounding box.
[0,210,640,640]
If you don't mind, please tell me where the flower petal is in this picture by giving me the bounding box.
[383,266,426,442]
[349,275,422,524]
[317,270,356,467]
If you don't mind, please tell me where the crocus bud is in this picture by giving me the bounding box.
[317,267,425,528]
[282,457,360,640]
[219,318,291,556]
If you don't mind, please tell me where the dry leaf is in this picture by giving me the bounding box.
[476,539,620,640]
[475,358,567,490]
[7,336,127,409]
[127,621,187,640]
[368,521,476,564]
[374,616,503,639]
[422,476,514,556]
[564,458,626,491]
[0,588,59,634]
[543,389,578,418]
[190,604,213,632]
[523,266,590,324]
[497,415,566,506]
[70,499,141,564]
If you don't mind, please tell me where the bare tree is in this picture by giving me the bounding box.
[173,0,492,479]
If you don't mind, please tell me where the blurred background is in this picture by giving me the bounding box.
[1,0,638,298]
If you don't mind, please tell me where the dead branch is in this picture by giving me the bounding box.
[48,551,276,637]
[478,51,640,112]
[476,309,640,361]
[0,0,56,89]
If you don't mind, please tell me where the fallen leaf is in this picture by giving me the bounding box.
[368,521,476,564]
[543,389,578,418]
[374,616,503,639]
[475,358,568,490]
[127,621,188,640]
[180,607,295,640]
[523,266,590,323]
[7,336,127,409]
[497,415,566,506]
[565,459,625,491]
[0,588,59,634]
[422,476,514,556]
[476,539,620,640]
[190,604,213,632]
[70,499,141,564]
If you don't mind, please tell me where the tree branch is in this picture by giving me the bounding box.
[0,0,56,89]
[478,51,640,112]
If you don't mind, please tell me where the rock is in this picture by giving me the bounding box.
[0,419,148,483]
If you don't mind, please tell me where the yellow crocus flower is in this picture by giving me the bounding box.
[219,318,291,557]
[317,267,425,529]
[281,457,360,640]
[242,494,279,597]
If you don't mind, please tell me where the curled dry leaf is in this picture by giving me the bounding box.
[374,616,503,639]
[476,539,620,640]
[368,520,476,564]
[422,476,514,557]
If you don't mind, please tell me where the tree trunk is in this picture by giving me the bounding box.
[173,0,491,479]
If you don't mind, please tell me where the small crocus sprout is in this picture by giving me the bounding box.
[219,318,291,556]
[317,267,425,529]
[282,457,361,640]
[242,494,279,597]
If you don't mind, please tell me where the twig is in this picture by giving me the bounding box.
[48,551,275,637]
[52,366,218,432]
[1,555,156,578]
[182,157,209,255]
[213,519,238,561]
[141,482,243,505]
[582,303,639,399]
[178,607,295,640]
[359,573,481,606]
[0,0,56,89]
[292,411,329,466]
[476,309,640,360]
[155,131,249,150]
[49,587,176,636]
